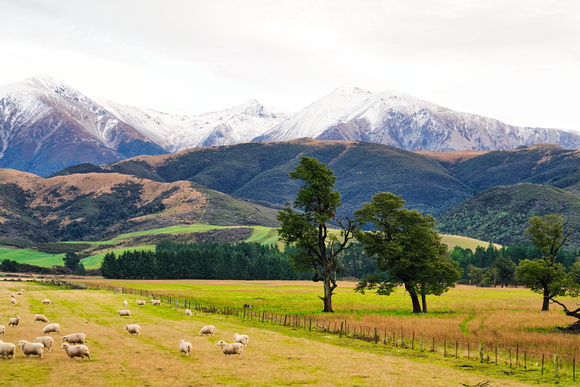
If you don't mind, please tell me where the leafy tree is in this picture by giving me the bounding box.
[515,214,572,311]
[277,157,357,313]
[63,252,80,272]
[492,255,516,287]
[354,192,461,313]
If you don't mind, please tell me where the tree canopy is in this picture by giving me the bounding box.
[354,192,461,313]
[277,157,357,313]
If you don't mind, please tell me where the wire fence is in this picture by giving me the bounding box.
[51,280,577,383]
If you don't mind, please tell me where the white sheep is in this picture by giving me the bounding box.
[8,317,20,327]
[62,333,86,345]
[179,339,192,356]
[185,309,193,316]
[61,343,91,361]
[0,342,15,359]
[34,314,49,323]
[17,292,23,296]
[136,300,146,305]
[216,340,243,359]
[41,299,51,304]
[123,300,128,307]
[117,310,131,317]
[42,323,61,334]
[19,289,25,293]
[199,325,216,336]
[151,299,161,305]
[125,324,141,335]
[19,340,44,358]
[10,293,14,298]
[234,333,250,348]
[10,298,16,305]
[0,325,4,334]
[34,336,54,352]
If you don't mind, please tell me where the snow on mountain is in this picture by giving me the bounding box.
[100,98,291,152]
[253,87,372,142]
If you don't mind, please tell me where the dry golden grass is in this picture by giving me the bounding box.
[0,280,538,386]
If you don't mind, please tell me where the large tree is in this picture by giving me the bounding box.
[515,214,572,311]
[354,192,461,313]
[277,157,357,313]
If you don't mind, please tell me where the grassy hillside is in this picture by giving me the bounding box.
[438,183,580,246]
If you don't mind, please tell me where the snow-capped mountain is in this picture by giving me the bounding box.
[254,88,580,151]
[100,98,290,152]
[0,75,166,176]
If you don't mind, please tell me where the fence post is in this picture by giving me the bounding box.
[412,332,415,350]
[444,339,446,357]
[309,318,312,332]
[516,344,519,367]
[374,328,378,344]
[455,341,458,358]
[553,353,558,377]
[541,353,544,375]
[420,333,424,352]
[479,342,483,363]
[573,357,576,381]
[432,337,435,353]
[524,351,527,370]
[340,322,344,337]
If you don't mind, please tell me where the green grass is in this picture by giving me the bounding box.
[0,248,65,266]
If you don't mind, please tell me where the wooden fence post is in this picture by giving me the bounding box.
[541,353,544,375]
[479,342,483,363]
[420,333,424,352]
[553,353,558,377]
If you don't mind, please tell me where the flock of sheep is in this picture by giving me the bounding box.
[1,289,250,361]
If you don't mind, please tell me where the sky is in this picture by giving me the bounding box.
[1,0,579,130]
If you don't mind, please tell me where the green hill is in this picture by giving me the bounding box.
[437,183,580,246]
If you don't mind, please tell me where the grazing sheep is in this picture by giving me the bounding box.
[125,324,141,335]
[0,342,15,359]
[179,339,192,356]
[19,289,25,293]
[10,293,14,298]
[61,343,91,361]
[234,333,250,348]
[42,323,61,334]
[17,292,23,296]
[216,340,243,359]
[0,325,4,334]
[199,325,216,336]
[41,299,51,304]
[10,298,16,305]
[117,310,131,317]
[34,314,49,323]
[185,309,193,316]
[34,336,54,352]
[18,340,44,358]
[136,300,146,305]
[151,299,161,305]
[8,317,20,327]
[62,333,86,345]
[123,300,128,307]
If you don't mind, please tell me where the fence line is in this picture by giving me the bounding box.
[49,280,577,383]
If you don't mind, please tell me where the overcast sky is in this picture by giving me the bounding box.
[1,0,578,130]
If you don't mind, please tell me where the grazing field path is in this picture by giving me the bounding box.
[0,281,538,386]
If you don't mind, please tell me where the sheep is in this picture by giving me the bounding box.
[62,333,86,345]
[10,298,16,305]
[18,340,44,358]
[117,310,131,317]
[43,323,61,334]
[34,336,54,352]
[185,309,193,316]
[34,314,49,323]
[61,343,91,361]
[41,299,51,304]
[17,292,23,296]
[179,339,192,356]
[136,300,146,305]
[199,325,216,336]
[125,324,141,335]
[0,342,15,359]
[234,333,250,348]
[19,289,25,293]
[10,293,14,298]
[151,299,161,305]
[0,325,4,334]
[123,300,128,307]
[8,317,20,327]
[216,340,243,359]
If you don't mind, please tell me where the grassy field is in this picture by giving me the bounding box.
[0,280,548,386]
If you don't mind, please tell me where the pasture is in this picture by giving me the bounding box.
[0,279,560,386]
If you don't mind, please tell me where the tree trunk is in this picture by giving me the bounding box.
[406,283,422,313]
[542,288,550,311]
[321,277,334,313]
[421,292,428,313]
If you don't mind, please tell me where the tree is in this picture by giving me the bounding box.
[354,192,461,313]
[277,157,357,312]
[63,252,80,272]
[100,252,118,278]
[515,214,572,311]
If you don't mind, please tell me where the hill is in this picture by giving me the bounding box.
[437,183,580,246]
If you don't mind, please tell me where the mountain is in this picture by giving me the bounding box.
[0,168,279,243]
[0,75,167,176]
[99,98,290,152]
[254,88,580,151]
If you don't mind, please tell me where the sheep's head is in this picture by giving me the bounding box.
[217,340,225,346]
[60,343,69,349]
